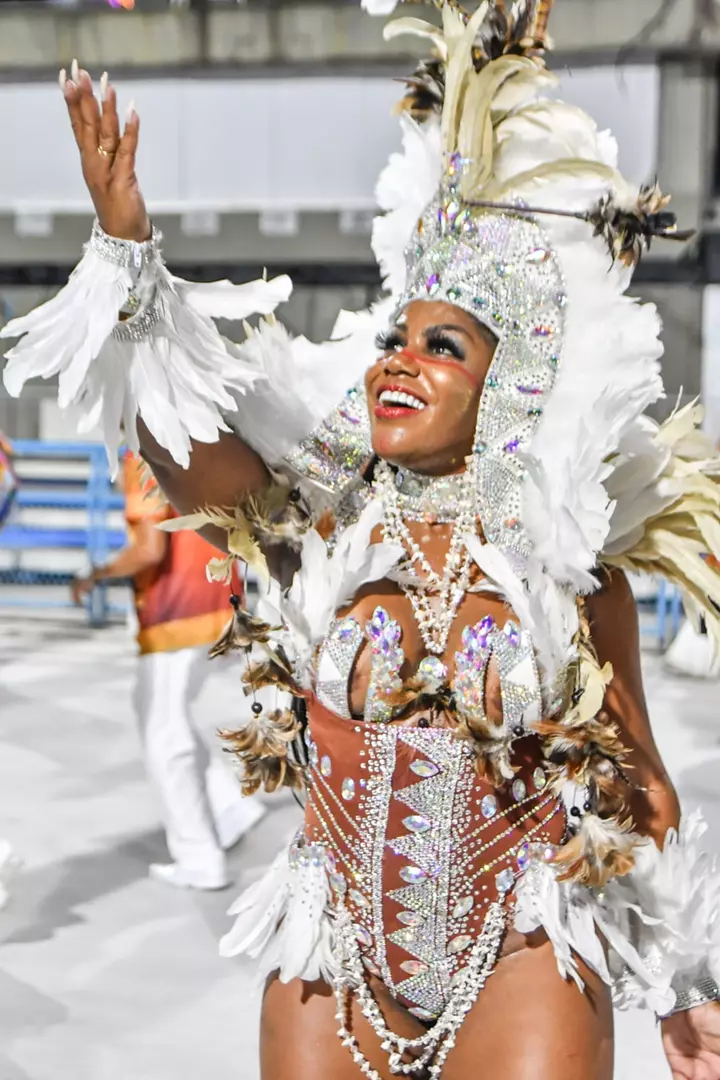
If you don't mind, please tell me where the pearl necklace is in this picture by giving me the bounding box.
[375,460,477,656]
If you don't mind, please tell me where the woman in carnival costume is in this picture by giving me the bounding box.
[4,1,720,1076]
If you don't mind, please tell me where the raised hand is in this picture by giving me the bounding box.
[60,60,151,242]
[663,1003,720,1080]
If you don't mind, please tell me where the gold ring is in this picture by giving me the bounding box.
[97,145,113,158]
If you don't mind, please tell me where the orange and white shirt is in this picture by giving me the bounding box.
[123,453,240,656]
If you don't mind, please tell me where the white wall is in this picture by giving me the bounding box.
[0,66,659,216]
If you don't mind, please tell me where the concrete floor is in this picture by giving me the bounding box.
[0,606,718,1080]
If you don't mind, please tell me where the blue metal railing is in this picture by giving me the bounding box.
[0,440,127,625]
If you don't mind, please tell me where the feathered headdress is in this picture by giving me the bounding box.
[364,0,720,690]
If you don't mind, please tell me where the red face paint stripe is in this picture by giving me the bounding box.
[398,349,481,390]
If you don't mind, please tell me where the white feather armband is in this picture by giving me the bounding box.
[1,222,292,474]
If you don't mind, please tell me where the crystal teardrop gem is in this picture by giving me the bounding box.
[329,873,347,894]
[418,656,447,683]
[349,888,371,910]
[320,755,332,777]
[533,766,547,791]
[309,744,319,767]
[481,794,497,819]
[451,896,474,920]
[397,911,425,928]
[410,760,440,779]
[512,778,527,802]
[517,843,531,873]
[526,246,551,264]
[447,934,473,956]
[341,778,356,801]
[354,924,373,948]
[399,960,428,976]
[409,1007,437,1021]
[337,616,358,641]
[399,865,427,884]
[403,814,432,835]
[496,868,515,894]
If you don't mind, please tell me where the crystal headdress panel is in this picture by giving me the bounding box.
[397,160,566,559]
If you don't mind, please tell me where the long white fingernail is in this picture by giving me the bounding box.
[125,99,136,122]
[59,68,67,90]
[100,72,109,101]
[71,58,79,82]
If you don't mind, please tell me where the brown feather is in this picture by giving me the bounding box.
[221,708,305,797]
[209,600,281,659]
[552,813,637,888]
[244,486,312,550]
[242,654,303,697]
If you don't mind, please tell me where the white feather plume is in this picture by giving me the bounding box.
[1,248,292,476]
[514,846,680,1016]
[279,498,404,682]
[599,813,720,1013]
[372,115,443,296]
[220,847,336,985]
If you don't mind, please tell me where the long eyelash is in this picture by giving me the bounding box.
[425,331,466,361]
[374,329,404,353]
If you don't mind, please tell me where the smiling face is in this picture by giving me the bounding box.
[366,300,497,475]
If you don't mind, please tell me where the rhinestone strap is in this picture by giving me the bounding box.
[671,976,720,1015]
[112,296,163,343]
[88,219,161,273]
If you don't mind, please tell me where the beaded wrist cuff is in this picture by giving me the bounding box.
[670,977,720,1015]
[88,220,161,272]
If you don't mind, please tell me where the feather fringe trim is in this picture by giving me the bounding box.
[209,599,281,659]
[0,838,21,911]
[513,852,676,1014]
[220,708,304,797]
[538,609,637,887]
[158,482,311,592]
[552,813,636,888]
[0,246,292,476]
[601,812,720,1012]
[219,847,336,985]
[604,401,720,651]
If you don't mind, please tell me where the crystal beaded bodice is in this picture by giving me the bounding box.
[302,700,566,1020]
[302,606,566,1020]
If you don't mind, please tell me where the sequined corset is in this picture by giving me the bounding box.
[303,700,566,1021]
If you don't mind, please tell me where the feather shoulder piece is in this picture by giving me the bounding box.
[603,402,720,647]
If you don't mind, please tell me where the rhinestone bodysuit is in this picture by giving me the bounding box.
[303,609,567,1021]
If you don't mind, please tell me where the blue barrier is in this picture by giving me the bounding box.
[0,440,127,626]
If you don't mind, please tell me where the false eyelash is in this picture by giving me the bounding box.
[374,329,404,354]
[425,331,466,362]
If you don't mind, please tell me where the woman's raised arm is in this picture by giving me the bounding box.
[2,65,291,520]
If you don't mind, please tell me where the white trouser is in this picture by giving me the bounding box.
[133,645,253,875]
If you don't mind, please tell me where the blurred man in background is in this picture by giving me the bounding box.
[73,452,263,890]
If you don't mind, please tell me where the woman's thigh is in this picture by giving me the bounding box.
[260,942,614,1080]
[444,940,614,1080]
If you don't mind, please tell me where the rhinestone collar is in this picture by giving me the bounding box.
[378,466,470,524]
